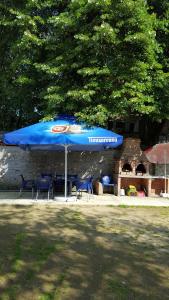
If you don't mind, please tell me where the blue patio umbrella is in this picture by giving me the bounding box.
[3,116,123,199]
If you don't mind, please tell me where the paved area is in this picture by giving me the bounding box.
[0,191,169,206]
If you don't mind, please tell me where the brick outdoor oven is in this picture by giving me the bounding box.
[113,138,166,196]
[114,138,150,177]
[93,137,168,197]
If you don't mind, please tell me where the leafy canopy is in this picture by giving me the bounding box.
[0,0,169,129]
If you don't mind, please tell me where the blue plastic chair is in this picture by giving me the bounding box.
[68,174,78,187]
[19,174,35,199]
[36,177,53,200]
[101,175,114,193]
[75,176,93,200]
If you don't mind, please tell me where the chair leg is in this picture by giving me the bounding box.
[19,188,23,197]
[90,187,93,199]
[32,188,34,199]
[77,190,82,200]
[87,189,92,201]
[36,189,39,200]
[51,188,54,199]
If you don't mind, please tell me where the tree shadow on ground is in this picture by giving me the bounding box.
[0,206,169,300]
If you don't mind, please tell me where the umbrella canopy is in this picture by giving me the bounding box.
[3,116,123,199]
[144,143,169,195]
[144,143,169,164]
[4,116,123,150]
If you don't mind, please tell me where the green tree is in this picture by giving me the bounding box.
[0,0,47,130]
[35,0,169,125]
[147,0,169,120]
[0,0,168,130]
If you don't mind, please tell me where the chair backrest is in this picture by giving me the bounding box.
[55,174,64,180]
[87,176,93,184]
[20,174,25,182]
[68,174,78,180]
[87,176,93,191]
[41,173,53,179]
[36,178,52,189]
[101,175,111,184]
[76,176,93,191]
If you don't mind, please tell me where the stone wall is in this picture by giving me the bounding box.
[0,146,117,189]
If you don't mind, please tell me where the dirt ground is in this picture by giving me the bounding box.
[0,204,169,300]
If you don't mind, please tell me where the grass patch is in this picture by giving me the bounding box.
[1,285,20,300]
[0,206,169,299]
[106,278,134,298]
[39,292,56,300]
[11,232,27,272]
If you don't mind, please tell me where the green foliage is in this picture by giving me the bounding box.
[0,0,168,129]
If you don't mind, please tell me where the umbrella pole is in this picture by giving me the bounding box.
[64,145,68,201]
[164,164,167,194]
[164,150,167,194]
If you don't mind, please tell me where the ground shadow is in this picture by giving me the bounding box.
[0,206,169,300]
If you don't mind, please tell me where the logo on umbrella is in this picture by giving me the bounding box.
[51,125,83,134]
